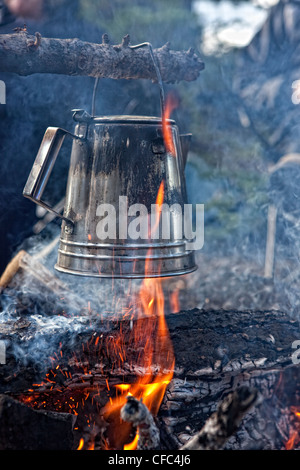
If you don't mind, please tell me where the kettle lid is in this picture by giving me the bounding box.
[72,109,175,125]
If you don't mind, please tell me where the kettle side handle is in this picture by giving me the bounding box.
[23,127,80,226]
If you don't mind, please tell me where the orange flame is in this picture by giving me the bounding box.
[77,438,84,450]
[156,181,164,208]
[285,407,300,450]
[162,92,179,156]
[151,180,164,240]
[286,431,298,450]
[124,432,139,450]
[103,180,175,450]
[169,290,180,313]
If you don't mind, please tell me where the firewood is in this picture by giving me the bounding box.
[0,246,85,313]
[0,248,65,295]
[0,308,298,449]
[0,32,204,83]
[0,250,27,292]
[0,234,61,292]
[180,386,259,450]
[120,395,160,450]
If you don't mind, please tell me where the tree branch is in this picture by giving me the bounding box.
[0,32,204,83]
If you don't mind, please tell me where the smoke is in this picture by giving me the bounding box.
[0,222,146,371]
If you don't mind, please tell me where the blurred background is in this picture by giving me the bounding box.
[1,0,300,314]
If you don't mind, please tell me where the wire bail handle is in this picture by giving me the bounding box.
[91,42,165,118]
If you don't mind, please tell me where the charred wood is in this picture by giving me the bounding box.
[0,308,298,393]
[180,386,259,450]
[0,394,76,450]
[0,308,299,449]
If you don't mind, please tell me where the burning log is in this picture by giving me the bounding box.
[120,395,160,450]
[159,309,300,450]
[0,32,204,83]
[0,306,298,449]
[180,386,259,450]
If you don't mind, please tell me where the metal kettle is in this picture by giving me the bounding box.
[23,45,197,278]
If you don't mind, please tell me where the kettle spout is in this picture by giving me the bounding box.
[179,134,192,168]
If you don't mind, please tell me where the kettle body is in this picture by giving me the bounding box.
[23,112,197,278]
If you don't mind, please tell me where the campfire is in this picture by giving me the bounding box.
[14,268,175,452]
[1,216,300,451]
[0,18,300,453]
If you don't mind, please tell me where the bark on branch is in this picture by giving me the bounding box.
[0,32,204,83]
